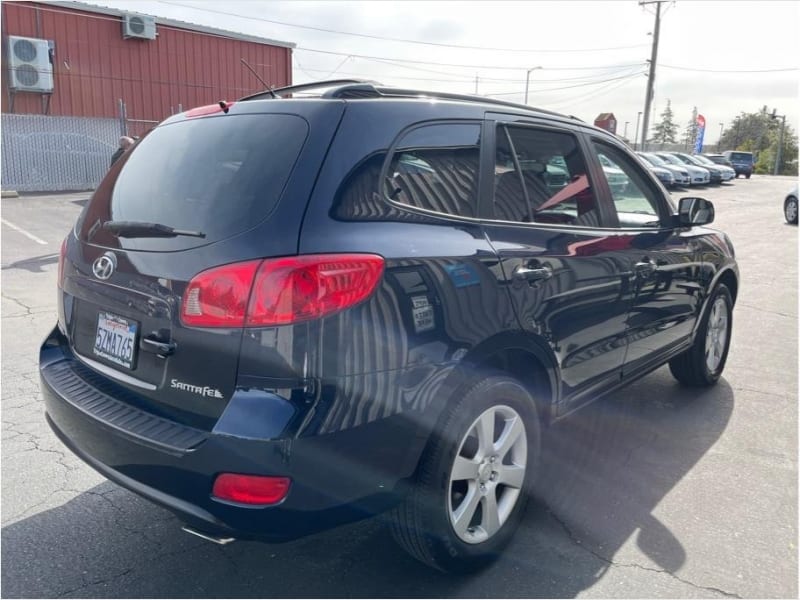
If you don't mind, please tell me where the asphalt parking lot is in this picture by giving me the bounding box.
[1,176,797,598]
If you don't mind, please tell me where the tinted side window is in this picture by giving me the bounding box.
[385,123,481,218]
[493,125,601,227]
[331,153,437,223]
[591,142,664,228]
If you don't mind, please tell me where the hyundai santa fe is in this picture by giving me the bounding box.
[41,79,738,573]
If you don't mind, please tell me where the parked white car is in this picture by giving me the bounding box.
[655,152,710,185]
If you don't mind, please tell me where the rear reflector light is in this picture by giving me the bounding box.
[181,254,384,328]
[57,237,67,288]
[212,473,290,505]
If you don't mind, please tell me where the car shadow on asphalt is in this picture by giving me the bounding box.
[1,368,734,598]
[1,253,60,273]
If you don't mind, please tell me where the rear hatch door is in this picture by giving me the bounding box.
[64,102,344,427]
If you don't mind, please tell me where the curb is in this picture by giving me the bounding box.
[1,190,20,198]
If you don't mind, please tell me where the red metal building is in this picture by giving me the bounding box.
[1,0,294,123]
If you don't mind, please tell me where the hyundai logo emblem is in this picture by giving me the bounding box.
[92,252,117,280]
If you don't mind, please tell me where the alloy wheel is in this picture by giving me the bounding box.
[448,405,527,544]
[786,198,798,224]
[705,297,729,373]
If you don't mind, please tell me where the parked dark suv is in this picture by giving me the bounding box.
[41,80,738,573]
[722,150,754,178]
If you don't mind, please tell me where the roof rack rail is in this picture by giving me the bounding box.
[373,86,566,117]
[239,79,582,121]
[239,79,379,101]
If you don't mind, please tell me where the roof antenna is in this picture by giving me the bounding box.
[241,58,277,98]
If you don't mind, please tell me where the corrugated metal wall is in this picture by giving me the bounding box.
[1,1,292,122]
[1,114,118,191]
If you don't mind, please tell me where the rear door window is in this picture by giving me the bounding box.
[492,124,602,227]
[79,114,308,251]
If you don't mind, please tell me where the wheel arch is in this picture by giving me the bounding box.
[716,268,739,306]
[438,331,561,427]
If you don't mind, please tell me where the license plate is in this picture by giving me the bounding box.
[93,312,138,370]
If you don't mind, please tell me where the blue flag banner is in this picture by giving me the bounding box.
[695,114,706,154]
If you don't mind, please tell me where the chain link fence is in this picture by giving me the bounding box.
[1,114,119,192]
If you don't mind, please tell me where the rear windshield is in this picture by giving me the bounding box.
[79,114,308,251]
[728,152,753,162]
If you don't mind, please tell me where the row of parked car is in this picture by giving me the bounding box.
[637,151,749,189]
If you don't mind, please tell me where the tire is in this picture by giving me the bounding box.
[669,283,733,386]
[390,375,541,573]
[745,173,751,179]
[784,195,798,225]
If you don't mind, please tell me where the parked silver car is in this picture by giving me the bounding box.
[638,152,690,186]
[635,153,675,187]
[655,152,710,185]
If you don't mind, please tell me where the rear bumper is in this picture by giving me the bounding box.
[40,327,426,542]
[733,166,752,175]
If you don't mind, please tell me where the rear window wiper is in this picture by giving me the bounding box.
[102,221,206,239]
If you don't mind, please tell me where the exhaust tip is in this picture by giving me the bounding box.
[181,525,236,545]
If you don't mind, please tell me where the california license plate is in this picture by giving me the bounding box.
[93,312,138,369]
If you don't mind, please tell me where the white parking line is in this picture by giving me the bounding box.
[1,218,48,245]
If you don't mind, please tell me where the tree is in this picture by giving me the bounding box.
[683,106,699,151]
[719,107,798,175]
[649,100,678,149]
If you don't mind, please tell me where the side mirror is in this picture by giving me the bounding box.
[678,197,715,226]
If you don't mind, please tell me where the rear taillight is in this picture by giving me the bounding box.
[57,237,67,288]
[247,254,385,326]
[181,260,261,328]
[180,254,384,328]
[212,473,290,506]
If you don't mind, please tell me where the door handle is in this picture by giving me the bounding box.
[513,264,553,283]
[634,259,657,277]
[141,336,176,357]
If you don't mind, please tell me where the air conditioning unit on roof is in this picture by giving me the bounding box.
[122,13,157,40]
[6,36,54,93]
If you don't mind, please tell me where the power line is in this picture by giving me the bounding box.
[294,63,648,89]
[21,3,797,76]
[660,63,799,73]
[296,46,646,72]
[484,70,647,96]
[549,74,643,113]
[353,55,646,83]
[158,0,650,54]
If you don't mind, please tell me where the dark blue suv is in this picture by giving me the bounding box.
[40,80,738,573]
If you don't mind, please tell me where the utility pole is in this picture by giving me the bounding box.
[624,121,630,139]
[634,111,642,151]
[639,1,666,151]
[770,108,786,175]
[475,74,479,95]
[718,123,724,152]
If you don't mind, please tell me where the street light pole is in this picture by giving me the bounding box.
[634,111,643,151]
[524,66,542,105]
[718,123,724,152]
